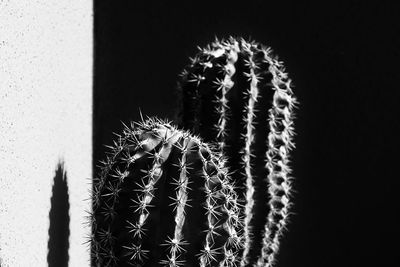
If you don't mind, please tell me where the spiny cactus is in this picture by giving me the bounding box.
[177,37,298,267]
[89,118,243,266]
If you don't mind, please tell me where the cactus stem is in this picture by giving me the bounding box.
[177,37,298,266]
[92,118,243,266]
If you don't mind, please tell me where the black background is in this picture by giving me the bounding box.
[94,1,399,266]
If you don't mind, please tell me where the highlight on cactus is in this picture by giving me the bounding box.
[88,117,243,266]
[177,36,298,266]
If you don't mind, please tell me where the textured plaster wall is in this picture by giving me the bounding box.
[0,1,92,266]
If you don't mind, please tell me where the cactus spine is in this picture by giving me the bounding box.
[177,37,298,266]
[89,118,242,266]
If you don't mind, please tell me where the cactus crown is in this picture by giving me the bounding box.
[89,118,243,266]
[177,36,298,267]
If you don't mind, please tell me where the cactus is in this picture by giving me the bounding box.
[89,117,243,266]
[177,37,298,267]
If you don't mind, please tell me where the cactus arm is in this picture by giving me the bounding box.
[177,37,298,266]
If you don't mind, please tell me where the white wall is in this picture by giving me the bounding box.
[0,1,92,266]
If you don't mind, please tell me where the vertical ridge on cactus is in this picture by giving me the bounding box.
[256,52,297,267]
[177,37,298,266]
[89,118,243,266]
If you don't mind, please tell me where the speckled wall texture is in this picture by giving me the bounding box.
[0,1,92,266]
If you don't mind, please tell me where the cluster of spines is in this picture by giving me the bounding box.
[177,37,298,267]
[89,118,243,266]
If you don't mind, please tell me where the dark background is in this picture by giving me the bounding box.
[93,1,399,266]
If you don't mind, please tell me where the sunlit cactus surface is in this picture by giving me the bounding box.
[89,118,243,267]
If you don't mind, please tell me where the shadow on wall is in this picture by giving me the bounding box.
[47,161,70,267]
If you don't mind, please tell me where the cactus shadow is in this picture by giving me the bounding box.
[47,160,70,267]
